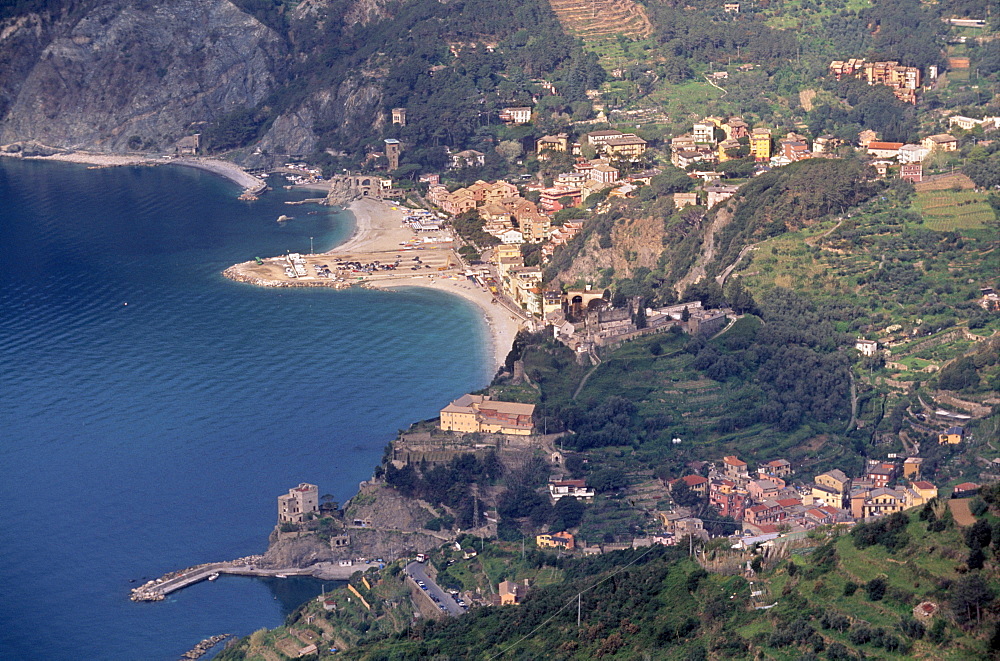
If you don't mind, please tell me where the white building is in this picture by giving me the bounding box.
[897,144,930,164]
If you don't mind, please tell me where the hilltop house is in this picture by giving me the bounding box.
[451,149,485,168]
[549,479,596,502]
[672,474,709,498]
[499,107,532,124]
[758,459,792,479]
[536,133,569,154]
[603,134,648,158]
[537,531,575,550]
[498,580,520,605]
[921,134,958,152]
[939,426,964,445]
[440,394,535,435]
[867,142,903,159]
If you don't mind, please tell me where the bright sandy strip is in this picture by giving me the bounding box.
[335,198,525,372]
[14,151,264,190]
[171,158,265,190]
[366,276,524,374]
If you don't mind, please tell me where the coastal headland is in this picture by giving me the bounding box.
[224,197,526,372]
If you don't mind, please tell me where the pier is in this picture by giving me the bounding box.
[130,557,379,602]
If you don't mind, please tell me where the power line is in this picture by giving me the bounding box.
[487,545,658,660]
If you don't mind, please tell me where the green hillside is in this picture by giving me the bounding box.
[218,494,1000,660]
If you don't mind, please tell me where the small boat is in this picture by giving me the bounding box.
[276,214,293,223]
[207,573,220,581]
[275,573,288,579]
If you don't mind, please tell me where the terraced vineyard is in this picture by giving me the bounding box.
[546,0,652,40]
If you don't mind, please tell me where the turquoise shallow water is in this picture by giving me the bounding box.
[0,158,491,660]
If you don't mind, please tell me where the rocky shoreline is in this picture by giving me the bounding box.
[180,634,232,660]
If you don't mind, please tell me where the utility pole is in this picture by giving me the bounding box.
[577,592,582,627]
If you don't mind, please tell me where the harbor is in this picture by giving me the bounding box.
[130,556,379,602]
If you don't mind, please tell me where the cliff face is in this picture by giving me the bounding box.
[0,0,285,152]
[555,213,668,284]
[244,76,384,169]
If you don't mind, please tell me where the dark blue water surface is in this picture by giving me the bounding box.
[0,158,490,660]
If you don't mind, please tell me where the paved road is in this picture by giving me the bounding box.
[404,561,464,617]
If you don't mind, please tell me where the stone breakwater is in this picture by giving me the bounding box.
[130,555,264,602]
[223,263,353,289]
[180,634,232,660]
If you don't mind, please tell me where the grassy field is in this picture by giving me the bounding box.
[911,188,996,232]
[646,79,726,123]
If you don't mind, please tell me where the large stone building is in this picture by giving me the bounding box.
[440,394,535,435]
[828,59,921,104]
[278,483,319,524]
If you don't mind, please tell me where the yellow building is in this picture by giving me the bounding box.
[903,481,938,509]
[902,457,923,480]
[536,531,575,550]
[815,469,851,494]
[603,134,648,158]
[536,133,569,154]
[498,580,520,605]
[859,488,905,519]
[749,128,772,160]
[440,394,535,435]
[718,138,741,162]
[939,426,964,445]
[519,213,552,244]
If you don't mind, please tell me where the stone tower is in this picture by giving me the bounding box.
[384,138,401,171]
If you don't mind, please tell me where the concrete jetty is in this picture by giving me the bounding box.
[130,556,379,602]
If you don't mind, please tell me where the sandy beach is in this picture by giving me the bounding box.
[225,196,525,372]
[334,198,524,371]
[171,157,265,191]
[365,275,524,374]
[6,149,265,191]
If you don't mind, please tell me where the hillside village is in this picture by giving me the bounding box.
[149,0,1000,658]
[250,0,1000,597]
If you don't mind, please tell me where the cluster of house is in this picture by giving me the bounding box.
[666,110,993,194]
[828,59,922,104]
[862,131,962,182]
[535,129,648,161]
[532,129,662,203]
[548,297,730,353]
[424,177,587,311]
[658,451,981,544]
[492,243,545,315]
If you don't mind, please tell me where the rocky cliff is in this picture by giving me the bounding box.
[554,213,669,285]
[0,0,285,152]
[262,482,449,569]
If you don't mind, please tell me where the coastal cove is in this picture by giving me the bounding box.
[0,158,496,660]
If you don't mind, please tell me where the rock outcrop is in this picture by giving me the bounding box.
[262,482,448,569]
[0,0,285,152]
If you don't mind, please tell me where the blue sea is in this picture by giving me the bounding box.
[0,158,492,660]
